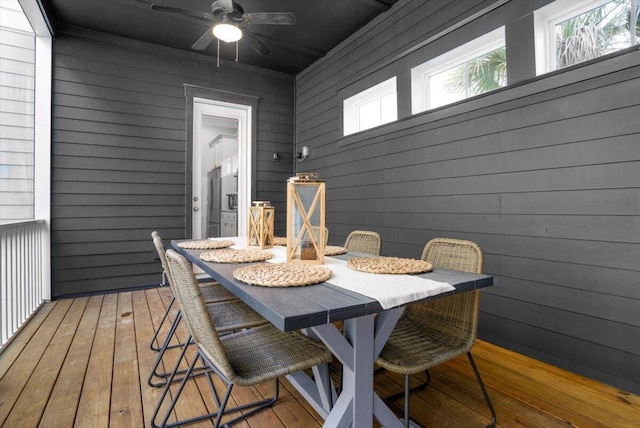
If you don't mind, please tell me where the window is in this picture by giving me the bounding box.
[0,0,35,222]
[535,0,640,74]
[411,27,506,114]
[0,0,51,225]
[343,77,397,136]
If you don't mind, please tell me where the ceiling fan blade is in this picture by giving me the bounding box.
[244,12,296,25]
[242,31,271,56]
[216,0,234,12]
[150,4,214,22]
[191,28,215,50]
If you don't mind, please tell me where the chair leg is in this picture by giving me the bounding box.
[467,352,496,428]
[150,296,175,352]
[403,374,410,428]
[220,379,279,427]
[150,297,189,353]
[148,311,211,388]
[378,373,420,428]
[151,348,281,428]
[381,370,430,404]
[148,311,183,387]
[151,336,196,428]
[151,349,235,428]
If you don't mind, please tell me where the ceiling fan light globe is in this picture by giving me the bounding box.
[213,24,242,43]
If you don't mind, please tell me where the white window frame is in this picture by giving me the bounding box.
[343,76,397,136]
[1,1,52,228]
[17,0,53,299]
[534,0,633,75]
[411,27,505,115]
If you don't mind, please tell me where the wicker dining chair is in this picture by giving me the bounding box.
[375,238,496,428]
[149,231,237,353]
[148,231,267,387]
[310,226,330,245]
[344,230,381,255]
[151,249,333,428]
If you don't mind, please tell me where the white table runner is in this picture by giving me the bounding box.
[220,237,454,309]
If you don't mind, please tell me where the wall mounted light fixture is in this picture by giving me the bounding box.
[272,147,310,163]
[296,146,310,162]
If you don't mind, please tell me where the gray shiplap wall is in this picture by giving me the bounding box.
[295,0,640,394]
[51,27,294,297]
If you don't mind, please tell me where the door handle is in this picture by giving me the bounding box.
[193,207,199,212]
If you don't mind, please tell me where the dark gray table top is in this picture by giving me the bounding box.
[171,241,494,332]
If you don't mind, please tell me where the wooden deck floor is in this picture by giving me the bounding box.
[0,287,638,427]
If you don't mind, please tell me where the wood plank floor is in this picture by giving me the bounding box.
[0,287,638,427]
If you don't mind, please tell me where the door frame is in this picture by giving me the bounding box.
[185,84,259,238]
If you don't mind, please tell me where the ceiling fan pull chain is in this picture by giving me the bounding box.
[217,38,220,68]
[235,41,239,62]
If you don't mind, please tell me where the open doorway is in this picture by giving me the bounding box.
[191,98,252,239]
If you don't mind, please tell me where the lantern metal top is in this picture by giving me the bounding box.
[288,172,324,183]
[252,201,272,207]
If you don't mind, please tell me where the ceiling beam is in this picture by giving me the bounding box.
[351,0,393,12]
[248,32,325,58]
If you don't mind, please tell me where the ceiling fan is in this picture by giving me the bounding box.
[150,0,296,56]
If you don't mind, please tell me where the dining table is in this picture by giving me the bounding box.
[172,237,494,428]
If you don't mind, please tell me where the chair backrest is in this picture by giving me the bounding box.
[165,249,235,380]
[311,226,330,245]
[406,238,484,347]
[420,238,483,274]
[151,231,177,292]
[344,230,381,256]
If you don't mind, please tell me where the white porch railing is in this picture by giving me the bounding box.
[0,219,49,348]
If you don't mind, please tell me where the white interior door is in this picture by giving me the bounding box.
[192,98,252,239]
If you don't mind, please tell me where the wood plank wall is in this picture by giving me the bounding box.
[51,27,295,297]
[294,0,640,394]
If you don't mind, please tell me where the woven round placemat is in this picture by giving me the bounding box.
[233,263,332,287]
[347,257,433,275]
[325,245,347,256]
[273,236,287,246]
[200,249,273,263]
[177,239,235,250]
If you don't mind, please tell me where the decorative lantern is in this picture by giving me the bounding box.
[286,173,325,264]
[247,201,275,249]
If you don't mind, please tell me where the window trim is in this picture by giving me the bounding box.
[534,0,630,75]
[411,26,505,115]
[18,0,53,299]
[343,76,397,136]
